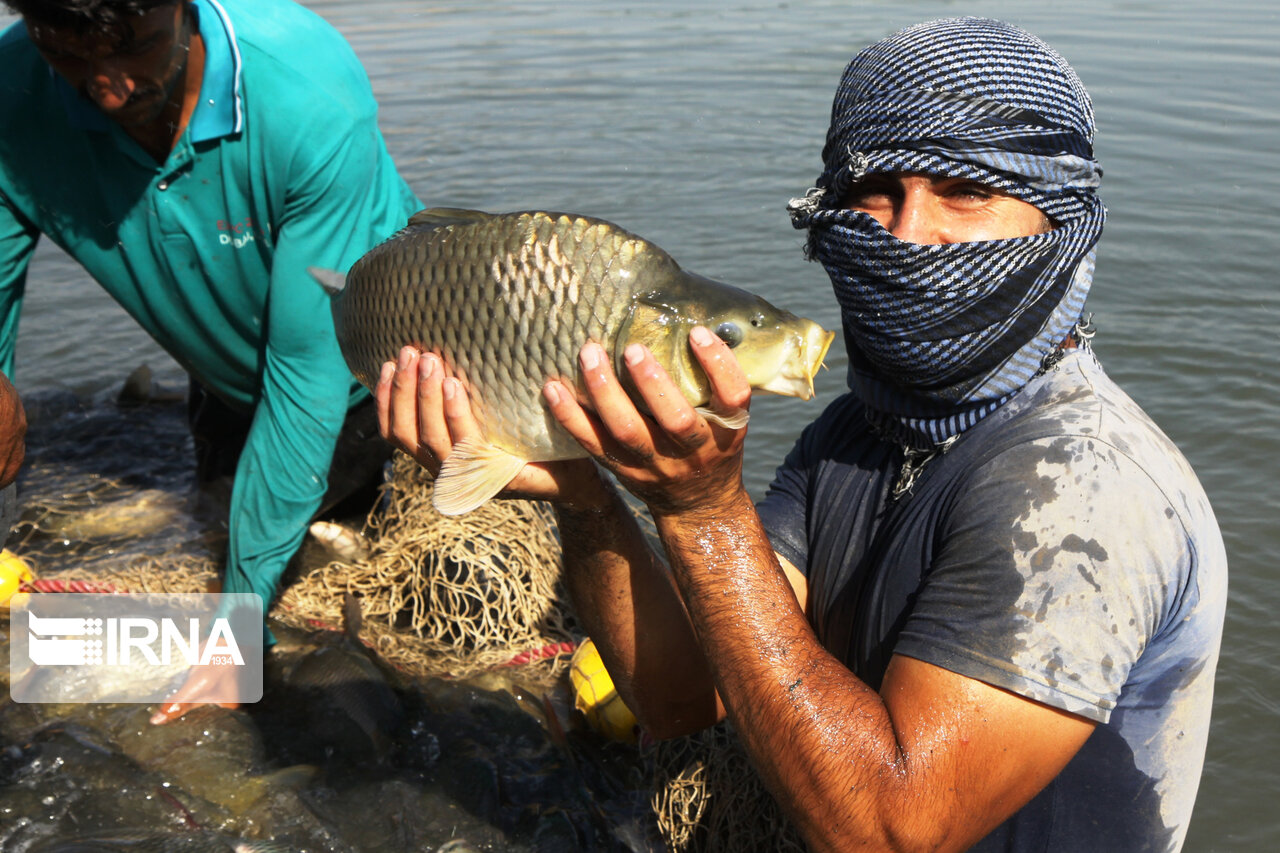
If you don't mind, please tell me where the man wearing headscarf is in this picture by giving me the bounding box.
[379,18,1227,852]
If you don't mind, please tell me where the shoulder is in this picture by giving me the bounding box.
[965,350,1215,531]
[210,0,375,117]
[0,20,32,57]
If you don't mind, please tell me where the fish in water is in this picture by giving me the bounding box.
[281,594,404,763]
[312,208,834,515]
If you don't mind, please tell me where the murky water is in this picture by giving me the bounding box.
[2,0,1277,849]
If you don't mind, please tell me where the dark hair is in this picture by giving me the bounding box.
[3,0,182,40]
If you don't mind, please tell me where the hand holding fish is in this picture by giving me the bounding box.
[149,662,243,725]
[376,324,750,516]
[544,326,753,517]
[376,345,611,510]
[324,208,831,516]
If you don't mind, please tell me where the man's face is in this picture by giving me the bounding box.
[844,172,1052,244]
[27,2,191,129]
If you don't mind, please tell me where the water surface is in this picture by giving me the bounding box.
[3,1,1276,849]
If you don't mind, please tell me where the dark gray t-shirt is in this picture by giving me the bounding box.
[757,349,1226,852]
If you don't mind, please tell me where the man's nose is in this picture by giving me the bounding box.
[887,194,942,245]
[85,64,136,112]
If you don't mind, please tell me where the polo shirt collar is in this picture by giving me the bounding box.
[52,0,242,142]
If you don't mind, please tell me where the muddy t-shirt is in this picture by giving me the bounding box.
[757,348,1227,852]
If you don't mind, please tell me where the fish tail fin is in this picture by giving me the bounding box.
[308,266,347,296]
[432,438,527,516]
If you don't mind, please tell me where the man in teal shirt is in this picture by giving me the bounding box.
[0,0,420,719]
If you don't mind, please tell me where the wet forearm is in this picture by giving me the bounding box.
[556,485,721,736]
[652,488,923,852]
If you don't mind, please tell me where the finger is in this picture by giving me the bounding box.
[543,378,607,457]
[578,341,652,453]
[387,346,424,453]
[374,361,396,441]
[619,343,706,448]
[412,352,447,463]
[149,698,238,725]
[441,376,486,446]
[689,325,751,414]
[150,701,195,725]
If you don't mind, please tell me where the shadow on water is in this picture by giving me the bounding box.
[1,383,658,852]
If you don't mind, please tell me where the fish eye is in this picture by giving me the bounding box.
[714,322,743,348]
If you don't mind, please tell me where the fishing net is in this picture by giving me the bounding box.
[274,452,576,683]
[648,720,806,852]
[9,391,787,845]
[10,475,222,593]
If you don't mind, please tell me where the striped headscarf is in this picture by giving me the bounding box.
[788,17,1106,448]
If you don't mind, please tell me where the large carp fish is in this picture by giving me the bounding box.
[313,208,833,516]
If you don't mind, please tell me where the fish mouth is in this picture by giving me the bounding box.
[756,322,834,400]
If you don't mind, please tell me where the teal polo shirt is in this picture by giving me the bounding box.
[0,0,420,612]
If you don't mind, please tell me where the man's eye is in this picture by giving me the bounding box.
[949,183,994,200]
[845,180,896,207]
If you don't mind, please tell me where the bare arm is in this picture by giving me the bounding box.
[0,371,25,488]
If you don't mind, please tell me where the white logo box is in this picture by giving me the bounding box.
[9,593,263,704]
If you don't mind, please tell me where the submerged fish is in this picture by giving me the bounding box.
[282,594,404,763]
[314,208,833,515]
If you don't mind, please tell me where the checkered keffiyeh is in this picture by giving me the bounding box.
[789,17,1106,448]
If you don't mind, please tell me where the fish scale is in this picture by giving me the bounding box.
[320,208,833,515]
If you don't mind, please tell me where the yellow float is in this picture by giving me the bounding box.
[0,549,33,607]
[569,637,639,743]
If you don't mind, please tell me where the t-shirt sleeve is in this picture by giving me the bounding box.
[0,192,37,378]
[892,434,1193,723]
[756,444,813,578]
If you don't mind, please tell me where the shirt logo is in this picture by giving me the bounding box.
[217,217,260,249]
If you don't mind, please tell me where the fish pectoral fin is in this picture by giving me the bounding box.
[408,207,493,229]
[433,438,528,516]
[696,405,750,430]
[308,267,347,295]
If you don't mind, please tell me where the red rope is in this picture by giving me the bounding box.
[503,640,577,667]
[20,578,125,594]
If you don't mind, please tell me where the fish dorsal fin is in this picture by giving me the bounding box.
[407,207,494,230]
[308,266,347,295]
[433,437,527,516]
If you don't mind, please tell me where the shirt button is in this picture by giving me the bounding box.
[158,180,169,191]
